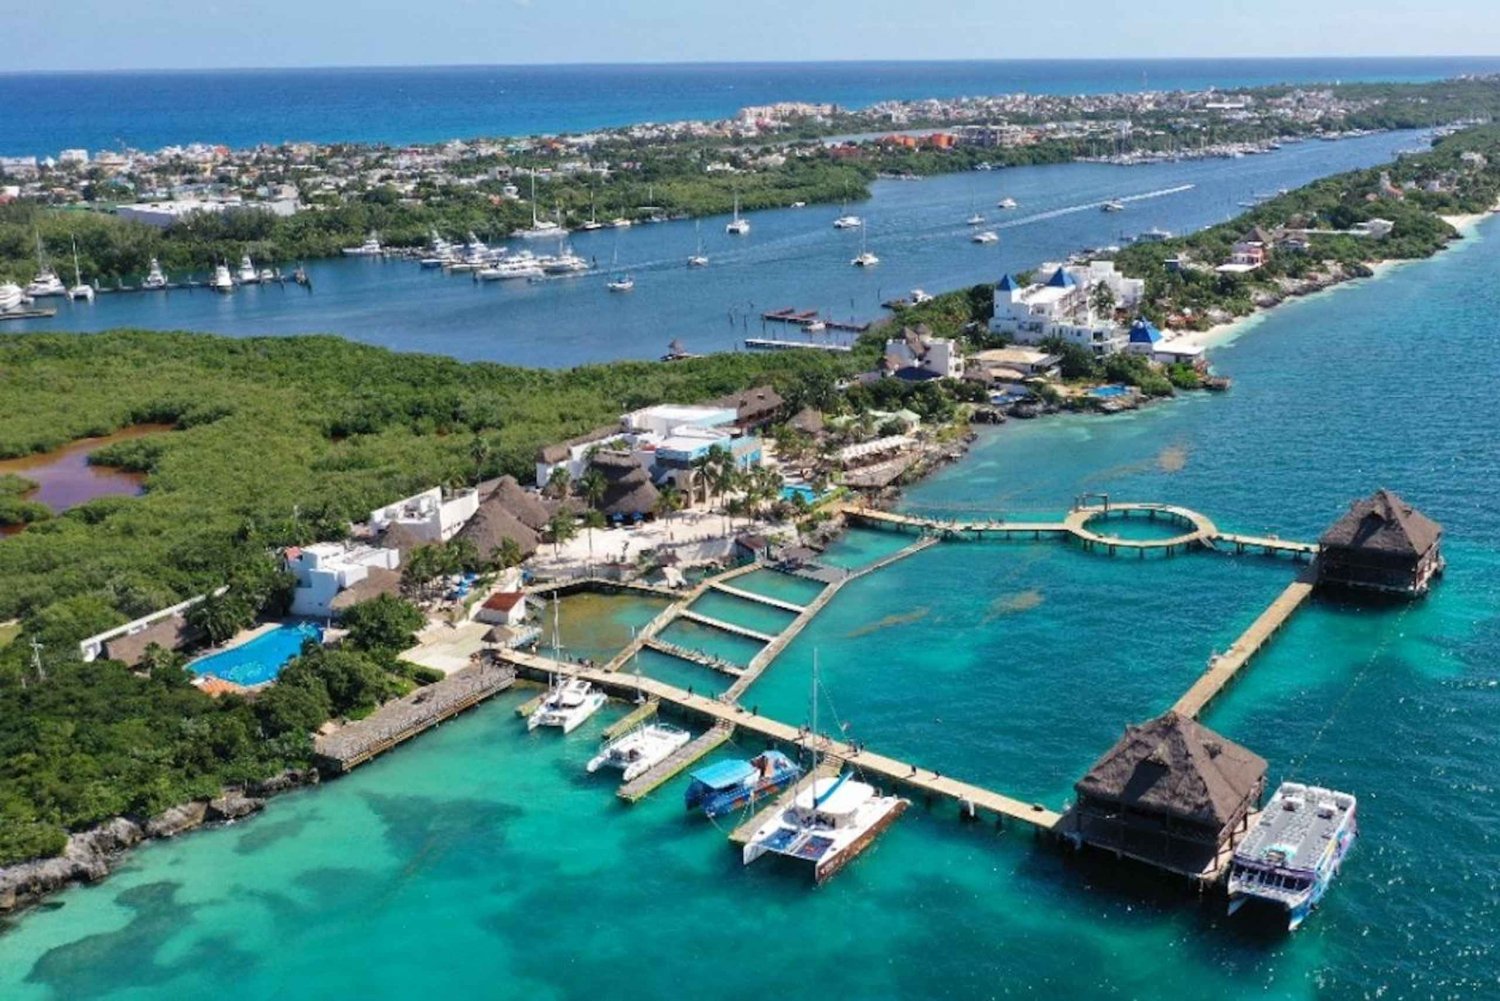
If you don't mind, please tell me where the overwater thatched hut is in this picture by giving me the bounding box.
[1315,489,1443,596]
[1070,711,1266,880]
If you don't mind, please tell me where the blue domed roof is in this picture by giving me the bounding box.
[1129,318,1162,343]
[1045,266,1077,289]
[996,273,1021,291]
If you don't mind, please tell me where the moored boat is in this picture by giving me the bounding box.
[740,772,908,884]
[143,257,168,289]
[210,264,234,292]
[685,750,802,818]
[0,282,24,312]
[528,676,607,733]
[587,722,692,782]
[342,231,383,256]
[725,193,750,235]
[1227,782,1357,931]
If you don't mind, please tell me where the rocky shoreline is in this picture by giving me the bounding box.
[0,768,317,916]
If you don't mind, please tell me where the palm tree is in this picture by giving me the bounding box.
[546,466,572,500]
[581,509,607,573]
[655,482,684,530]
[578,467,607,512]
[469,435,492,482]
[494,536,523,572]
[547,511,578,559]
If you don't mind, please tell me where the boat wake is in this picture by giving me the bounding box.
[998,184,1196,230]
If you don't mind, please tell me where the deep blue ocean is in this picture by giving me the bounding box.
[3,57,1500,155]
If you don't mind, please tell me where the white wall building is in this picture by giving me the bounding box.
[990,268,1127,356]
[621,404,737,438]
[883,330,965,379]
[369,486,479,544]
[287,542,400,619]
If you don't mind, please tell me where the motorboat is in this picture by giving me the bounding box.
[476,255,543,281]
[143,258,168,289]
[608,217,633,229]
[527,676,607,733]
[606,274,635,292]
[341,231,383,256]
[996,197,1018,209]
[685,751,802,818]
[688,254,709,268]
[210,264,234,292]
[237,254,259,284]
[971,230,999,244]
[586,723,692,782]
[0,283,24,311]
[833,214,863,229]
[851,252,879,267]
[25,270,66,298]
[541,249,589,275]
[1101,200,1126,213]
[258,267,277,282]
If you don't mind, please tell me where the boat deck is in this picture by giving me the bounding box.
[617,722,735,803]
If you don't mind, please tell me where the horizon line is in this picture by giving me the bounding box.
[4,53,1500,76]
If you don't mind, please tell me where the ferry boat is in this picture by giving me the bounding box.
[996,197,1018,209]
[143,258,168,289]
[528,677,607,733]
[741,659,907,883]
[725,193,750,235]
[237,254,259,284]
[685,750,802,818]
[342,231,383,256]
[210,264,235,292]
[971,230,999,244]
[587,722,692,782]
[1227,782,1358,931]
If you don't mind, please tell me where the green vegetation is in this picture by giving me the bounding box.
[0,474,49,529]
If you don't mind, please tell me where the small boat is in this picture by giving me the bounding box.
[687,221,709,267]
[803,319,826,333]
[0,282,24,312]
[741,659,906,884]
[965,212,985,225]
[685,750,803,818]
[587,723,692,782]
[258,267,277,282]
[996,197,1018,209]
[790,201,807,208]
[67,236,94,301]
[25,234,66,298]
[726,193,750,235]
[833,214,863,230]
[293,266,310,287]
[910,288,933,304]
[341,231,383,256]
[237,254,259,284]
[606,274,635,292]
[1228,782,1357,931]
[851,252,879,268]
[608,217,633,229]
[1133,227,1174,243]
[971,230,999,244]
[1101,200,1125,213]
[210,264,234,292]
[143,257,168,290]
[528,676,607,733]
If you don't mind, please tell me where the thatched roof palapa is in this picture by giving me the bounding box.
[590,451,659,518]
[456,496,541,559]
[709,385,785,427]
[489,475,551,532]
[1075,711,1266,830]
[1318,488,1441,557]
[330,567,403,612]
[103,613,201,667]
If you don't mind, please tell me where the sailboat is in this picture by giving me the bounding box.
[687,220,709,267]
[528,596,606,733]
[851,223,879,267]
[965,197,985,226]
[741,655,907,883]
[725,192,750,235]
[516,174,564,239]
[24,234,66,298]
[67,236,94,301]
[579,190,604,231]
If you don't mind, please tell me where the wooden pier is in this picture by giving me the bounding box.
[315,661,516,773]
[677,609,779,644]
[603,563,763,672]
[642,636,745,676]
[601,699,659,740]
[0,307,57,322]
[745,338,854,353]
[617,722,735,802]
[1173,577,1316,718]
[709,581,806,613]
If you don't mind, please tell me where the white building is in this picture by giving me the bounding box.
[990,268,1127,356]
[883,327,964,379]
[369,486,479,544]
[286,542,400,619]
[58,149,90,166]
[621,404,737,438]
[475,590,527,627]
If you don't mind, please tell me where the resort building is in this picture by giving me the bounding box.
[1315,489,1444,596]
[286,542,401,619]
[369,486,479,545]
[883,325,965,380]
[1070,711,1267,879]
[1216,226,1273,274]
[78,591,220,664]
[990,267,1129,356]
[475,590,528,627]
[534,425,624,489]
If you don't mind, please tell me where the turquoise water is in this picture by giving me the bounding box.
[187,621,321,686]
[683,591,798,636]
[628,649,732,698]
[4,221,1500,998]
[1089,383,1130,399]
[818,525,918,569]
[655,619,767,668]
[724,568,828,607]
[539,591,667,664]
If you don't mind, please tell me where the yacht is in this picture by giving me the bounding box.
[685,750,802,818]
[237,254,259,284]
[476,255,543,281]
[0,283,24,312]
[725,193,750,235]
[541,247,589,275]
[143,258,168,290]
[527,676,607,733]
[25,235,65,297]
[67,237,94,301]
[971,230,999,244]
[586,723,692,782]
[606,273,635,292]
[420,230,456,267]
[741,656,907,883]
[515,174,566,239]
[1228,782,1357,931]
[833,214,863,230]
[342,231,382,256]
[210,264,235,292]
[1101,200,1126,213]
[996,197,1018,209]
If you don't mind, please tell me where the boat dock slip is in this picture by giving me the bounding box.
[1214,533,1320,560]
[603,563,763,672]
[642,636,745,676]
[0,308,58,322]
[502,649,1061,832]
[744,338,854,353]
[528,578,682,600]
[1173,578,1316,718]
[729,759,843,844]
[709,582,806,613]
[618,722,735,802]
[315,661,516,773]
[677,610,779,644]
[602,699,659,740]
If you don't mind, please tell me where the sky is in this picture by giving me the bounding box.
[1,0,1496,71]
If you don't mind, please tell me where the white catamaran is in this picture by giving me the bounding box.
[586,722,692,782]
[527,597,606,734]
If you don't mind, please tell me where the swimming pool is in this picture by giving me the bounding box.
[1088,384,1130,399]
[189,621,323,686]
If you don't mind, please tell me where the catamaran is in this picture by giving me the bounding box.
[67,236,94,301]
[342,231,383,256]
[685,750,802,818]
[741,658,907,883]
[833,212,863,230]
[971,229,999,244]
[850,224,878,267]
[687,221,709,267]
[1227,782,1357,931]
[527,597,607,733]
[25,234,66,298]
[143,257,168,290]
[587,722,692,782]
[725,193,750,235]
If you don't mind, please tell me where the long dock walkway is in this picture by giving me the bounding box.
[602,699,659,740]
[618,722,735,802]
[503,649,1060,831]
[642,636,745,676]
[1173,577,1316,718]
[709,581,806,613]
[678,609,779,644]
[603,562,762,672]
